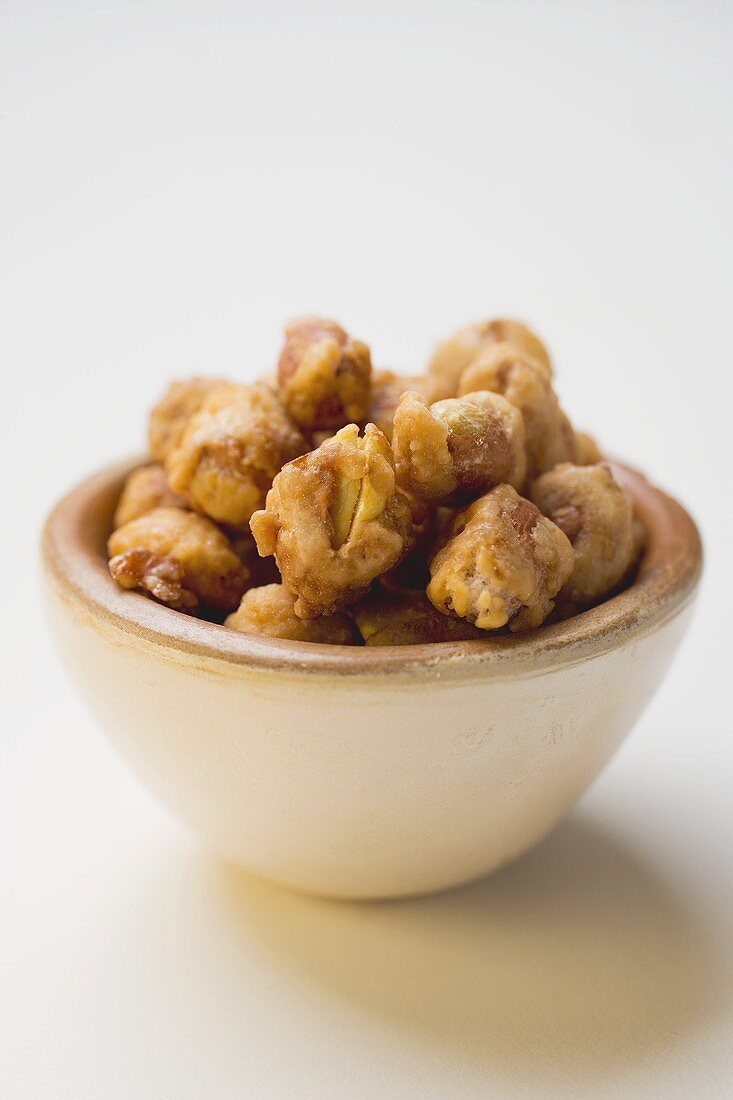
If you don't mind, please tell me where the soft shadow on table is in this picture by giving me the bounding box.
[210,814,729,1086]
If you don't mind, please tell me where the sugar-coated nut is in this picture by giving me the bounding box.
[277,316,372,430]
[225,584,359,644]
[111,314,643,643]
[458,345,575,479]
[250,423,413,618]
[165,382,307,529]
[393,392,454,499]
[393,390,527,504]
[149,377,228,463]
[108,506,248,612]
[353,588,483,645]
[368,369,426,441]
[113,464,187,528]
[426,319,551,402]
[427,484,574,632]
[530,462,644,611]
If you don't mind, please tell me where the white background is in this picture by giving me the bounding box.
[2,2,732,1097]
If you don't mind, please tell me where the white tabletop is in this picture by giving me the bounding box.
[2,3,732,1097]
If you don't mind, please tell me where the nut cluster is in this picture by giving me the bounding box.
[107,315,645,644]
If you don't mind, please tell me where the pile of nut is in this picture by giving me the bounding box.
[107,317,645,645]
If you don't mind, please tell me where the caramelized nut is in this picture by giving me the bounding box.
[108,549,197,612]
[392,389,527,504]
[426,318,551,401]
[225,584,359,644]
[110,313,642,643]
[149,377,228,463]
[113,464,186,529]
[108,506,248,612]
[250,423,413,617]
[427,484,574,631]
[458,344,575,479]
[530,462,644,612]
[368,369,426,441]
[277,316,372,430]
[353,588,483,645]
[166,382,306,529]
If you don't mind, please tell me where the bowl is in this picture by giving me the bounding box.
[42,458,702,899]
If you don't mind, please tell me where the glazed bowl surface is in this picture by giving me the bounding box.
[42,459,702,899]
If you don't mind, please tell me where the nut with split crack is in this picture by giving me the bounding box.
[250,423,413,618]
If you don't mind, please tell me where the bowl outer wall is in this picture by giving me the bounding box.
[41,459,702,898]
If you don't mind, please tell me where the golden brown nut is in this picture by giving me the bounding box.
[250,423,413,618]
[368,369,425,441]
[225,584,359,644]
[573,431,603,465]
[426,319,551,401]
[392,390,527,504]
[427,485,574,632]
[277,316,372,430]
[530,463,644,612]
[457,345,575,479]
[108,506,248,612]
[113,464,187,529]
[165,382,307,529]
[149,377,228,463]
[353,588,483,645]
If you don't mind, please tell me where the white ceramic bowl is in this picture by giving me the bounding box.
[42,459,702,899]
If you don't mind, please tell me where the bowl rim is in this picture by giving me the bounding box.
[41,456,703,682]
